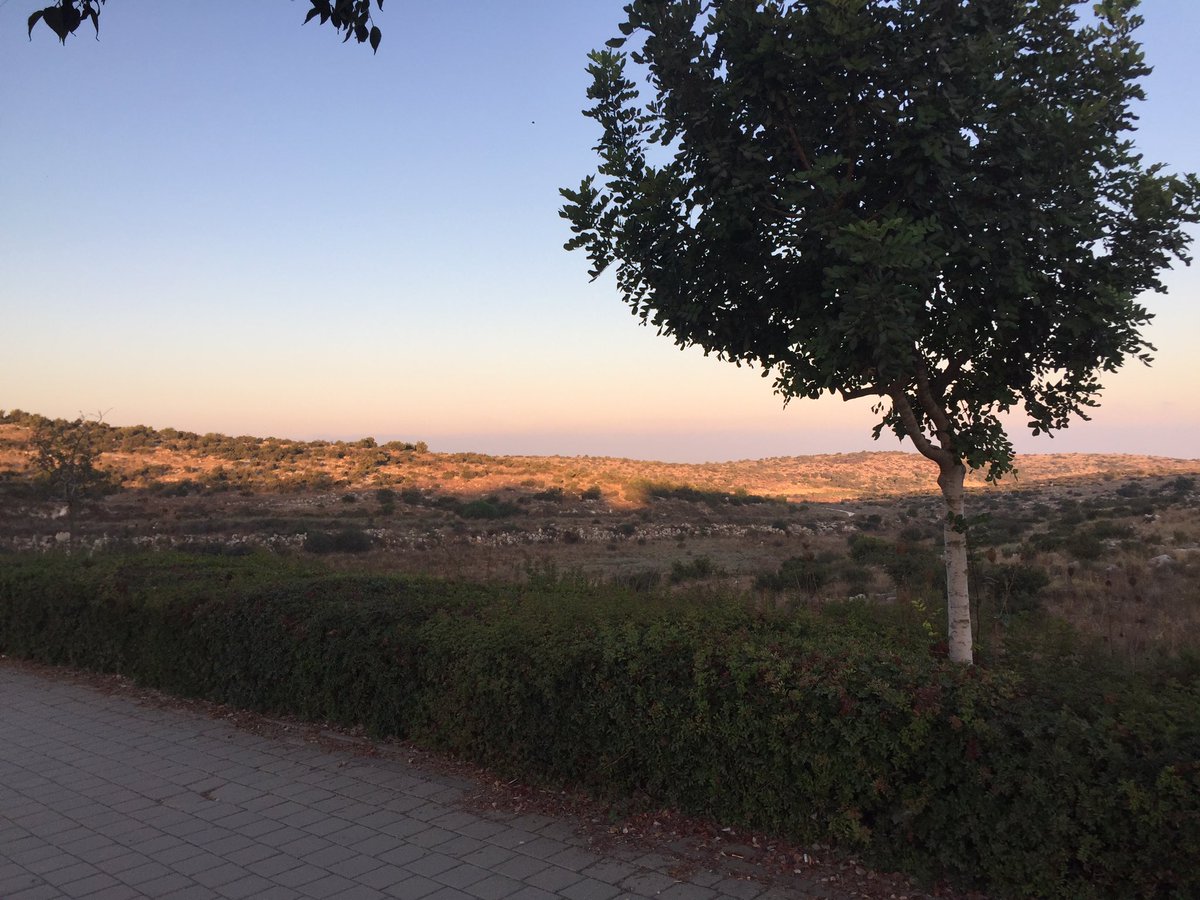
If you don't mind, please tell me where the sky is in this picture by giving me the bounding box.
[1,0,1197,463]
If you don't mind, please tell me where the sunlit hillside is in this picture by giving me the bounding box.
[2,411,1197,505]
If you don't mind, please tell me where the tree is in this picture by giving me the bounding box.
[26,0,384,52]
[31,414,118,552]
[560,0,1199,663]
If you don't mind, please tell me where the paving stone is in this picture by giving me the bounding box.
[354,862,411,890]
[272,864,331,889]
[406,826,457,849]
[512,835,572,861]
[405,852,461,879]
[424,888,480,900]
[433,862,492,890]
[377,843,428,867]
[326,886,388,900]
[525,863,586,893]
[460,844,518,871]
[191,862,252,890]
[686,870,724,888]
[492,854,551,881]
[350,832,405,857]
[246,854,306,879]
[59,870,122,896]
[544,845,601,872]
[503,887,559,900]
[294,871,358,898]
[0,870,43,895]
[41,861,101,886]
[579,859,641,884]
[710,877,766,899]
[658,883,719,900]
[7,885,65,900]
[217,873,281,899]
[383,874,443,898]
[620,870,683,896]
[465,872,525,900]
[79,883,147,900]
[325,853,385,879]
[133,872,198,896]
[325,823,381,846]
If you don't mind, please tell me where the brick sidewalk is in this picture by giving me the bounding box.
[0,663,838,900]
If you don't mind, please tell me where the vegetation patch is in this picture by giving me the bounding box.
[631,481,779,507]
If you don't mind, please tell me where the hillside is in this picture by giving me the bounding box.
[2,412,1196,504]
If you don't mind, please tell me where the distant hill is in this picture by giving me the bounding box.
[2,409,1197,504]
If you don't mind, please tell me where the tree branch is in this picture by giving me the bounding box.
[839,384,884,401]
[931,354,966,394]
[783,121,812,172]
[913,354,956,452]
[890,388,955,469]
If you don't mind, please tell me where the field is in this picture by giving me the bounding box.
[3,412,1199,661]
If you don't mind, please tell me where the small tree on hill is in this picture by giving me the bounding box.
[560,0,1199,663]
[31,414,118,551]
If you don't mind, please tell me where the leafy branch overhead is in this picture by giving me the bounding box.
[27,0,385,52]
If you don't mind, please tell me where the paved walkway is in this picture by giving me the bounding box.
[0,663,842,900]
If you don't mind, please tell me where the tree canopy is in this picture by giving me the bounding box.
[27,0,385,51]
[561,0,1199,663]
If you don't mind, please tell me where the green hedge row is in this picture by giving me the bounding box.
[1,552,1197,897]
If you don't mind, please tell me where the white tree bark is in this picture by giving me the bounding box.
[939,462,973,665]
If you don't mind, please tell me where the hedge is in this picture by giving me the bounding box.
[1,552,1197,897]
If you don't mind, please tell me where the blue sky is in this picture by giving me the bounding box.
[1,0,1197,463]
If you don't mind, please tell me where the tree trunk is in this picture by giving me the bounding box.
[938,462,973,665]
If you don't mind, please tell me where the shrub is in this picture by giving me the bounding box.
[1089,520,1135,540]
[669,555,719,584]
[609,569,662,592]
[1064,531,1104,561]
[848,534,893,565]
[847,536,941,596]
[580,485,603,501]
[303,528,373,554]
[882,544,941,595]
[630,481,776,506]
[980,562,1051,614]
[1165,475,1196,496]
[459,498,521,520]
[756,555,830,595]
